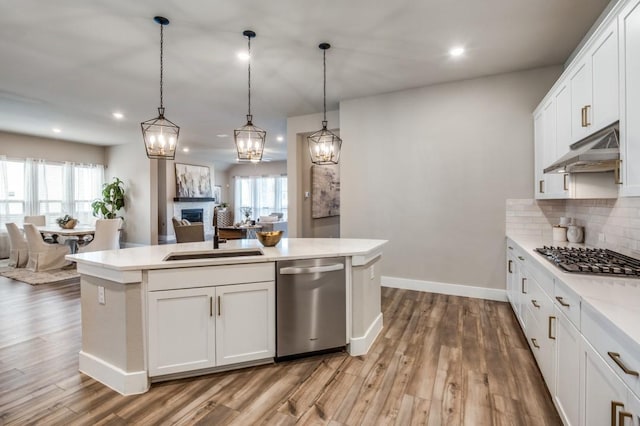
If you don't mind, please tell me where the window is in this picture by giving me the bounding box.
[0,156,104,226]
[234,175,288,222]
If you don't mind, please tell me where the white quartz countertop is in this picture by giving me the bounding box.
[506,234,640,353]
[67,238,387,271]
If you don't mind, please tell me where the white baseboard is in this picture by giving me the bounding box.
[382,276,507,302]
[349,312,383,356]
[79,351,149,396]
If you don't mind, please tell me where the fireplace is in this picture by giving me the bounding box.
[182,208,203,223]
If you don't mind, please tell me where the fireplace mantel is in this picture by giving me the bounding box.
[173,197,217,202]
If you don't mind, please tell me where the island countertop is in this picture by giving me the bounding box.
[67,238,388,271]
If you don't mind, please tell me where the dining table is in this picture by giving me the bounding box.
[37,225,96,253]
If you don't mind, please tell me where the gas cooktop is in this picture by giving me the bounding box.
[535,246,640,277]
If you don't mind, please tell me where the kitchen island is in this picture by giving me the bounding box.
[67,238,386,395]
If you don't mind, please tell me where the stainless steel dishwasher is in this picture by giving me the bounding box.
[276,257,346,359]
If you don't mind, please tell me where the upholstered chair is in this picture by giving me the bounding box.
[172,217,205,243]
[78,218,121,253]
[23,223,71,272]
[24,215,54,243]
[5,223,28,268]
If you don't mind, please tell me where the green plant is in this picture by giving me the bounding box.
[91,177,125,219]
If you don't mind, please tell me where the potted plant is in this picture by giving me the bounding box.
[91,177,125,219]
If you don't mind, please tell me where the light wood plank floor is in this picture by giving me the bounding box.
[0,276,561,425]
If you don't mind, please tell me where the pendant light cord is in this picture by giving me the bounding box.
[323,48,327,122]
[247,36,252,117]
[159,23,164,110]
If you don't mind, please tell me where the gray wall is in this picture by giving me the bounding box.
[0,130,106,164]
[340,66,561,290]
[226,161,287,220]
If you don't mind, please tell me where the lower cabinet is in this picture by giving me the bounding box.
[554,308,581,426]
[148,280,275,377]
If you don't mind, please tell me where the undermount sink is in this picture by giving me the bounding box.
[163,248,264,261]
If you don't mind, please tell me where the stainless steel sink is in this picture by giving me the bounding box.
[163,248,264,261]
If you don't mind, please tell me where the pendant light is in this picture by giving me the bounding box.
[141,16,180,160]
[234,30,266,162]
[308,43,342,165]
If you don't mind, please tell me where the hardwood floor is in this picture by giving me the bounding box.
[0,276,561,425]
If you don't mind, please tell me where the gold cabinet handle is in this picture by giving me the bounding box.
[539,179,545,194]
[531,338,540,349]
[608,352,639,377]
[548,316,556,340]
[210,296,213,317]
[584,105,591,126]
[531,299,540,308]
[556,296,570,307]
[563,174,569,191]
[620,411,633,426]
[615,159,623,185]
[508,246,513,250]
[518,256,525,261]
[612,401,624,426]
[581,106,586,127]
[521,277,527,294]
[217,295,221,316]
[508,260,513,273]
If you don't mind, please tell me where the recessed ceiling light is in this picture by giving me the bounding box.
[112,112,124,120]
[216,134,229,138]
[449,46,465,57]
[182,147,190,153]
[237,52,250,61]
[52,128,61,133]
[276,136,284,142]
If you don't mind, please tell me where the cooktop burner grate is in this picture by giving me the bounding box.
[535,246,640,277]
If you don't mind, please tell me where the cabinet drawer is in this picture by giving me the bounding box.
[554,279,581,330]
[582,302,640,398]
[525,274,554,324]
[147,262,275,291]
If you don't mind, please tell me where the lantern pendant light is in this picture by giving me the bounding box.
[308,43,342,165]
[141,16,180,160]
[234,30,266,162]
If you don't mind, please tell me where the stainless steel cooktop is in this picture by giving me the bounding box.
[535,246,640,277]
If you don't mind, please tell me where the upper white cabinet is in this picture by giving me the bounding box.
[534,100,569,199]
[619,0,640,196]
[569,60,593,143]
[591,21,619,131]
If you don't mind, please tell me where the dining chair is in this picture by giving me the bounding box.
[24,215,54,243]
[5,223,28,268]
[78,218,121,253]
[23,223,71,272]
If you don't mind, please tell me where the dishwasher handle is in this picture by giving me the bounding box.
[279,263,344,275]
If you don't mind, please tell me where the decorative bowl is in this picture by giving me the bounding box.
[256,230,283,247]
[60,219,77,229]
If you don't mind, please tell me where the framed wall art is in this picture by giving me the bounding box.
[175,163,212,198]
[311,164,340,218]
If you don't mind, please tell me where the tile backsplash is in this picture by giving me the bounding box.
[507,198,640,257]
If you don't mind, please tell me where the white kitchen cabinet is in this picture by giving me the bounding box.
[534,100,566,199]
[554,308,581,426]
[570,61,593,143]
[148,287,216,376]
[534,110,546,199]
[625,391,640,426]
[555,83,573,158]
[215,281,275,366]
[582,338,629,426]
[590,20,619,132]
[619,0,640,196]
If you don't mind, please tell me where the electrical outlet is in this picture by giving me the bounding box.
[370,265,375,280]
[304,191,310,199]
[98,286,106,305]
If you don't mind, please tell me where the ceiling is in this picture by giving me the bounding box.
[0,0,612,167]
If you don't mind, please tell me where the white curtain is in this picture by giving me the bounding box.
[234,174,288,222]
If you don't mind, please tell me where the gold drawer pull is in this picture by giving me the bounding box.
[620,411,633,425]
[615,159,623,185]
[548,316,556,340]
[209,296,213,317]
[563,173,569,191]
[556,296,570,307]
[218,295,221,317]
[584,105,591,126]
[612,401,624,426]
[531,338,540,349]
[521,278,527,294]
[508,260,513,273]
[581,106,586,127]
[608,352,639,377]
[518,256,525,261]
[539,179,545,194]
[508,246,513,250]
[531,299,540,308]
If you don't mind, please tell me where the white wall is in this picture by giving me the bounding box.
[286,111,339,237]
[106,142,155,246]
[339,66,561,290]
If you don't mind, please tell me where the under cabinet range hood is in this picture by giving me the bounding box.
[544,122,620,174]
